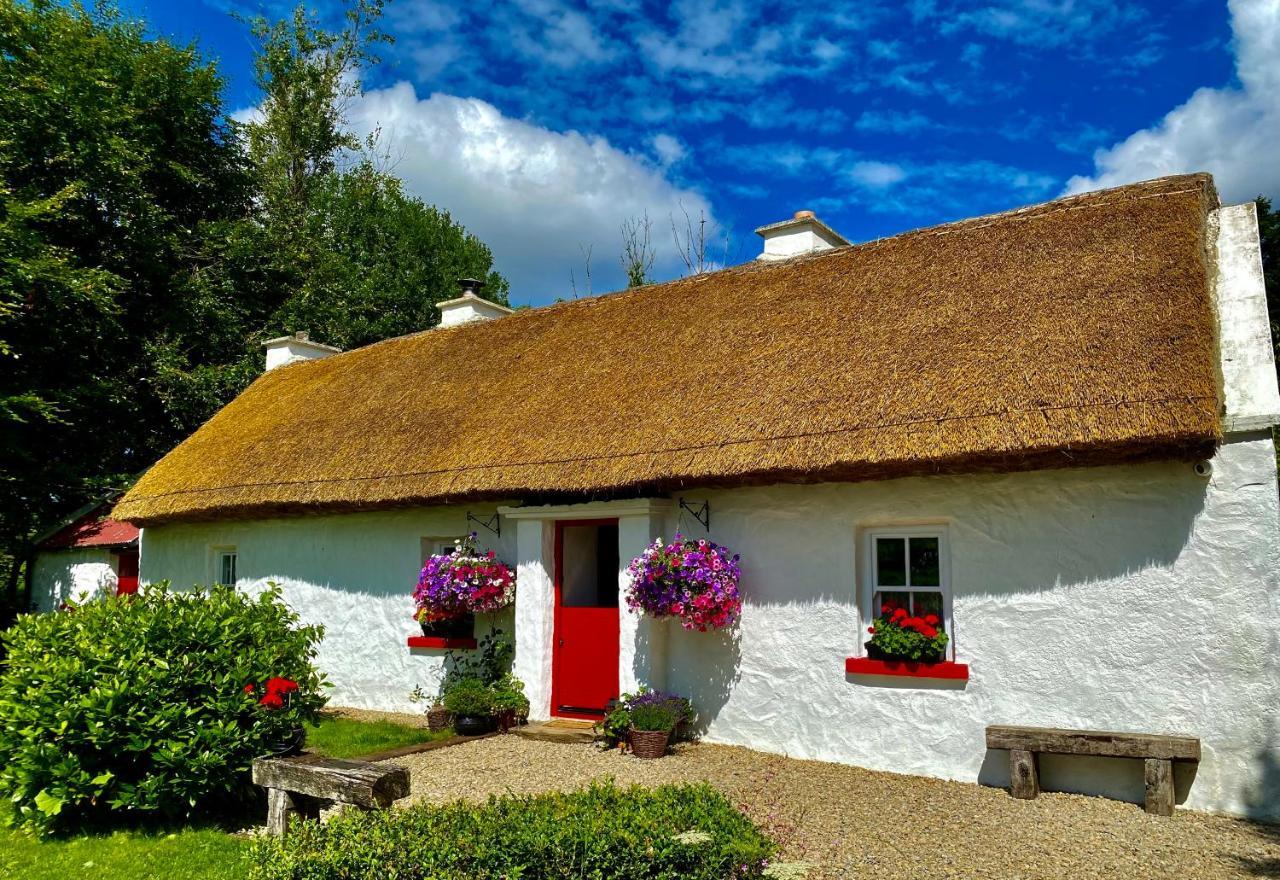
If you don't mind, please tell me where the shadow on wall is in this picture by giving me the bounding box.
[665,623,741,737]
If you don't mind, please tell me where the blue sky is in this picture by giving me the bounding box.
[117,0,1277,304]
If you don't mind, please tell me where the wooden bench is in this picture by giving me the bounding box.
[985,725,1200,816]
[252,755,411,836]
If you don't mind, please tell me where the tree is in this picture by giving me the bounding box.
[1257,196,1279,362]
[0,0,253,612]
[0,0,509,617]
[620,213,655,288]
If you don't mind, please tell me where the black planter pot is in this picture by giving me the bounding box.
[263,726,305,758]
[454,714,496,736]
[420,613,475,639]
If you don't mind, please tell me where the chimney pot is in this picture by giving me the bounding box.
[456,278,485,296]
[294,330,309,341]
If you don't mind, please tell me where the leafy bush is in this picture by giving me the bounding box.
[0,584,326,832]
[441,678,492,716]
[248,781,775,880]
[487,674,529,717]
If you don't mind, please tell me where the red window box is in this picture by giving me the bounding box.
[407,636,478,650]
[845,656,969,681]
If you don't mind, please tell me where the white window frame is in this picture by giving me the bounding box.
[420,537,464,565]
[861,526,953,660]
[211,546,237,586]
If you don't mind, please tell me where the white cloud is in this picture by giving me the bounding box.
[848,161,907,188]
[345,83,715,301]
[1065,0,1280,203]
[651,133,687,166]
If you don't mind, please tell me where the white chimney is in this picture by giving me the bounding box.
[262,330,341,371]
[755,210,850,261]
[436,279,514,328]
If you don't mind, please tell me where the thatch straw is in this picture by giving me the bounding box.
[115,174,1222,525]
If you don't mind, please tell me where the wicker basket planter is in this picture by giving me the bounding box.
[629,727,671,759]
[426,704,453,732]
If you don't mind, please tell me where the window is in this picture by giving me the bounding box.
[216,549,237,586]
[420,537,464,564]
[864,527,951,657]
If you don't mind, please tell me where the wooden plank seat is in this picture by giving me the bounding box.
[252,755,411,836]
[985,725,1200,816]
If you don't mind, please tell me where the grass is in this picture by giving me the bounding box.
[0,715,451,878]
[303,713,453,759]
[0,817,249,880]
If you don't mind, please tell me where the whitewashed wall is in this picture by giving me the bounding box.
[660,435,1280,819]
[141,505,515,713]
[32,548,118,611]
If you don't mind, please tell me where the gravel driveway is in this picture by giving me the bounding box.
[384,736,1280,880]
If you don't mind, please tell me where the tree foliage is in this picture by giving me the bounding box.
[0,0,507,615]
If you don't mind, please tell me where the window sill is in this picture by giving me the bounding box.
[845,657,969,680]
[407,636,478,650]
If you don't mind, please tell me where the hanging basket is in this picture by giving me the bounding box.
[629,728,671,759]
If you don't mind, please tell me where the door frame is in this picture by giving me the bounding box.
[550,518,620,720]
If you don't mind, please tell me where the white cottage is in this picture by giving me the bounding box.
[115,174,1280,818]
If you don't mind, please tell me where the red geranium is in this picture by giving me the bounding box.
[259,692,284,710]
[243,683,255,694]
[266,677,298,695]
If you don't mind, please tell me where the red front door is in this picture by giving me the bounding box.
[116,549,139,596]
[551,519,620,720]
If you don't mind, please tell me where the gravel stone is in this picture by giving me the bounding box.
[383,736,1280,880]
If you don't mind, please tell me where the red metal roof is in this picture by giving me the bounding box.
[38,502,139,550]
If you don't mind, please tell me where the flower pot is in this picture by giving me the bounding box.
[454,713,496,736]
[426,704,453,732]
[420,613,475,639]
[866,644,944,664]
[629,727,671,759]
[494,708,517,733]
[263,726,305,758]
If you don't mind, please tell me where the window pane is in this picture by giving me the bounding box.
[911,591,943,629]
[220,553,236,585]
[909,537,940,586]
[875,538,906,586]
[875,590,910,617]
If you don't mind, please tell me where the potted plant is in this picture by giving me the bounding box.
[413,534,515,636]
[628,703,677,759]
[865,601,949,662]
[442,677,496,736]
[247,677,304,756]
[625,534,742,631]
[489,674,530,733]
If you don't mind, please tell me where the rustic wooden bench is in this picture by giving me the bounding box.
[252,755,411,836]
[985,725,1200,816]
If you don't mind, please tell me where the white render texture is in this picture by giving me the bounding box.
[139,505,515,713]
[661,436,1280,819]
[31,548,118,611]
[1213,203,1280,431]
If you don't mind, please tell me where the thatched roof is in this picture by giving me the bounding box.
[116,174,1222,525]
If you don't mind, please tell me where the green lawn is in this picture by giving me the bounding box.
[0,821,250,880]
[303,714,453,759]
[0,715,450,878]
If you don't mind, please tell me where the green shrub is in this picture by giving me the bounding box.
[248,781,775,880]
[441,678,492,716]
[487,673,529,717]
[0,584,326,833]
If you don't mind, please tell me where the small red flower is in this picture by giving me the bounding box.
[259,692,284,710]
[892,607,907,620]
[243,684,255,694]
[924,614,940,626]
[266,677,299,695]
[867,626,876,634]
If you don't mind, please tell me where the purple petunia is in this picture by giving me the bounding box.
[625,533,741,631]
